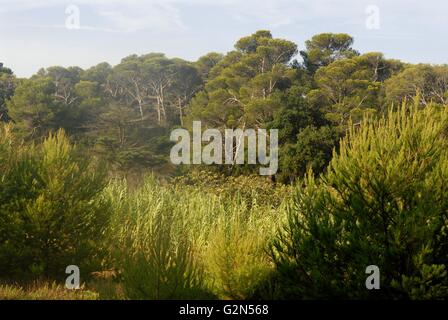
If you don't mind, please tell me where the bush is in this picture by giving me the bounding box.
[174,170,291,208]
[271,103,448,299]
[278,125,341,183]
[0,126,109,280]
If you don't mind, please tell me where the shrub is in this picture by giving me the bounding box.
[0,126,109,280]
[271,103,448,299]
[173,170,291,208]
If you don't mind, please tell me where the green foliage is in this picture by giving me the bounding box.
[7,78,60,139]
[104,177,210,299]
[300,33,359,73]
[0,63,15,122]
[278,125,341,183]
[187,30,298,130]
[195,52,224,80]
[0,126,109,279]
[203,214,273,299]
[104,174,289,300]
[174,170,291,208]
[385,64,448,106]
[310,53,400,126]
[271,103,448,299]
[0,282,98,300]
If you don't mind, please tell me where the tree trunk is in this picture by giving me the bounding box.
[178,97,184,126]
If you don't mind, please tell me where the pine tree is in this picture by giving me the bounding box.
[271,101,448,299]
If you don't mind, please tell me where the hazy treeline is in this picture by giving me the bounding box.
[2,30,448,180]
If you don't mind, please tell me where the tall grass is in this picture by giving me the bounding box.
[104,174,290,299]
[0,282,98,300]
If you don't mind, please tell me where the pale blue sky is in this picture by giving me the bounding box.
[1,0,447,77]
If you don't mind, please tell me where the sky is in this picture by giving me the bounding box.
[0,0,447,78]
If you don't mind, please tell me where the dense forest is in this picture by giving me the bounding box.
[0,31,447,299]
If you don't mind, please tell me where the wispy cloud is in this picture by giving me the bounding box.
[96,2,186,32]
[0,0,331,32]
[1,0,447,35]
[1,0,448,77]
[0,0,186,32]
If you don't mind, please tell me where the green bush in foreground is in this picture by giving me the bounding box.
[271,102,448,299]
[0,126,109,280]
